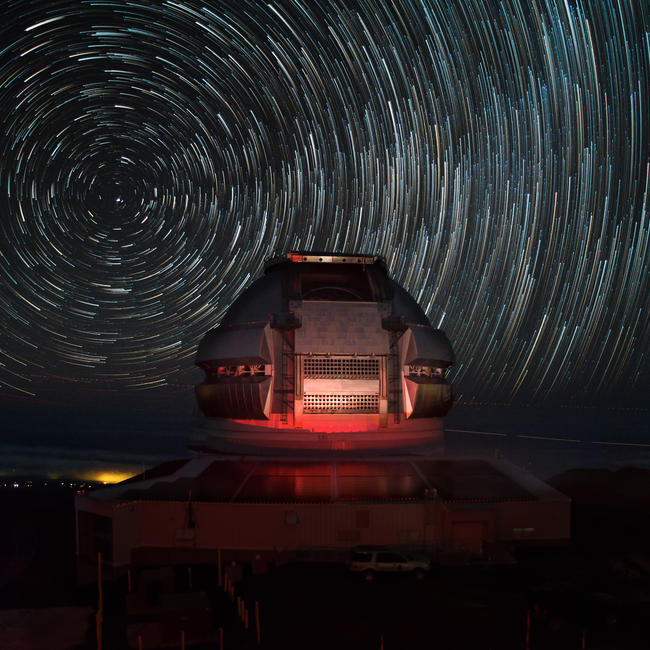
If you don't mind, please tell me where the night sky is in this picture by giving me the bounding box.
[1,0,648,416]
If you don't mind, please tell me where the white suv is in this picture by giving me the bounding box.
[349,547,432,581]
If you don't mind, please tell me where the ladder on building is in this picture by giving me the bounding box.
[278,330,294,425]
[388,331,402,424]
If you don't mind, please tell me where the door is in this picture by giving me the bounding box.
[451,522,484,554]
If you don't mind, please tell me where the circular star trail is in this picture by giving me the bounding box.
[0,0,648,403]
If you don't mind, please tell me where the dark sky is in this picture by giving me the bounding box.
[0,0,648,416]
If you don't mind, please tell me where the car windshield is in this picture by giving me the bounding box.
[376,552,406,563]
[351,551,373,562]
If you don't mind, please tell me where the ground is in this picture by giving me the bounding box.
[1,468,649,649]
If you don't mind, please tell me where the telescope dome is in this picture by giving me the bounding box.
[193,252,454,455]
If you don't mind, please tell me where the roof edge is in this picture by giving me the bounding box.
[264,251,386,273]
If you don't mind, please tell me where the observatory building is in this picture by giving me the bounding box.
[192,252,455,455]
[76,253,570,581]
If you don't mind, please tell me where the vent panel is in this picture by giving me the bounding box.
[303,357,379,379]
[304,394,379,413]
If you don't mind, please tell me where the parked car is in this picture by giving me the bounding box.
[349,546,432,581]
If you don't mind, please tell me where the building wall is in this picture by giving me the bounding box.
[112,500,440,567]
[92,497,570,569]
[494,499,571,542]
[75,495,115,562]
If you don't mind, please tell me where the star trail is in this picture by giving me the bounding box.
[0,0,648,404]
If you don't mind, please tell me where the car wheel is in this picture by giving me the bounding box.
[362,570,375,582]
[414,568,425,580]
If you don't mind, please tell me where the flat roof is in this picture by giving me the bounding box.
[91,456,568,505]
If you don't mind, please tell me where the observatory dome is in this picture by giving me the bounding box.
[193,252,455,455]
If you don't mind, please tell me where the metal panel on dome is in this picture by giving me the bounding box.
[196,377,271,419]
[196,324,271,364]
[295,302,388,355]
[401,326,455,366]
[404,379,453,418]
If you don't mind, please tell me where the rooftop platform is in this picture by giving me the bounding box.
[92,455,566,505]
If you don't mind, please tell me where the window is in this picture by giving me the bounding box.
[406,365,446,379]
